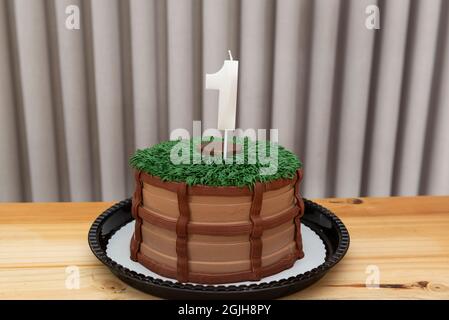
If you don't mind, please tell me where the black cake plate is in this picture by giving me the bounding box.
[88,198,349,300]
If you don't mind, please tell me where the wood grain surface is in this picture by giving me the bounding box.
[0,196,448,299]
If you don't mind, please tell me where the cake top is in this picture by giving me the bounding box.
[130,137,302,188]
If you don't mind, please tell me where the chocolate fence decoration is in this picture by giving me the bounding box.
[130,170,305,284]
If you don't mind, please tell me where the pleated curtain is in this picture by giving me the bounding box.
[0,0,448,202]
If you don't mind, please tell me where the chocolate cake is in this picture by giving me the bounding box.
[129,138,305,284]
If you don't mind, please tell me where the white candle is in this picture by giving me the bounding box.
[205,51,239,159]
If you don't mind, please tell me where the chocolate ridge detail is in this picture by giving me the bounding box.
[294,169,305,258]
[140,171,294,196]
[249,182,264,280]
[175,183,190,283]
[135,250,301,284]
[130,170,143,261]
[137,205,299,236]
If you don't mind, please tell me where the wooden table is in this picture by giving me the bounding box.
[1,196,448,300]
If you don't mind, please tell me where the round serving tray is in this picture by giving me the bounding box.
[88,198,349,300]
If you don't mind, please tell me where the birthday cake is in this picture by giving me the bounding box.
[129,138,305,284]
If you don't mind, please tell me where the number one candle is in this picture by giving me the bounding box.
[205,50,239,159]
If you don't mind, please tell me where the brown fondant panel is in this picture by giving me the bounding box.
[139,242,249,273]
[141,183,295,223]
[262,224,295,255]
[142,219,249,242]
[260,189,295,216]
[143,183,251,204]
[141,219,294,243]
[141,223,176,257]
[138,204,298,236]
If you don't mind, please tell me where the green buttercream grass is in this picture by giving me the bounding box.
[130,137,302,188]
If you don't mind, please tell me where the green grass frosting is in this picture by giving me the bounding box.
[130,137,302,188]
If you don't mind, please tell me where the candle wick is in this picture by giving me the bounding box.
[228,50,233,61]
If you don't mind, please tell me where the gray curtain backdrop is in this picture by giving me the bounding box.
[1,0,449,202]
